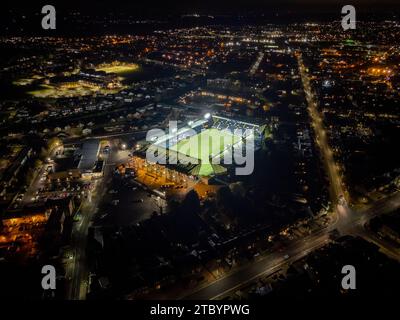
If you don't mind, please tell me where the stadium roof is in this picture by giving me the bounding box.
[77,140,100,172]
[189,163,227,177]
[135,114,263,177]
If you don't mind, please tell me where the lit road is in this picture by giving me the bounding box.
[66,185,97,300]
[249,52,264,76]
[179,53,400,300]
[297,53,347,204]
[66,139,129,299]
[183,232,330,300]
[182,191,400,300]
[64,57,400,300]
[18,145,63,207]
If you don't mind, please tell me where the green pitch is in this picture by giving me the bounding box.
[169,128,241,165]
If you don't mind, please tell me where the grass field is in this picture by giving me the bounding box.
[169,128,241,163]
[95,63,139,74]
[27,83,122,98]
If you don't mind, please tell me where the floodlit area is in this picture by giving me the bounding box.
[27,83,123,98]
[95,63,140,74]
[3,2,400,303]
[143,116,260,177]
[169,128,241,163]
[14,62,139,98]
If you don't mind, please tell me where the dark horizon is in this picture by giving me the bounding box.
[2,0,400,36]
[2,0,400,310]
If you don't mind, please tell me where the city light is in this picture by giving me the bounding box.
[2,4,400,303]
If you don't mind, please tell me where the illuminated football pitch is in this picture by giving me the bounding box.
[169,128,241,164]
[95,63,139,74]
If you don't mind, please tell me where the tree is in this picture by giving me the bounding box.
[0,211,4,229]
[229,182,246,198]
[25,167,35,185]
[41,137,62,159]
[181,190,200,215]
[216,186,234,213]
[46,137,62,152]
[34,159,43,169]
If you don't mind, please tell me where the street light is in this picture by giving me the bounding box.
[155,196,163,214]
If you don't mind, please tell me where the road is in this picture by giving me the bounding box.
[64,54,399,300]
[15,145,63,208]
[63,129,148,145]
[297,53,347,203]
[182,191,400,300]
[249,52,264,76]
[66,183,98,300]
[179,53,400,300]
[66,139,129,299]
[183,231,330,300]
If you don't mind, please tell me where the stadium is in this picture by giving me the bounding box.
[133,114,264,180]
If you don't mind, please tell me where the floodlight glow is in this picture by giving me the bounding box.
[204,113,211,119]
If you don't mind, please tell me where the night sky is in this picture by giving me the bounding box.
[1,0,400,35]
[3,0,400,15]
